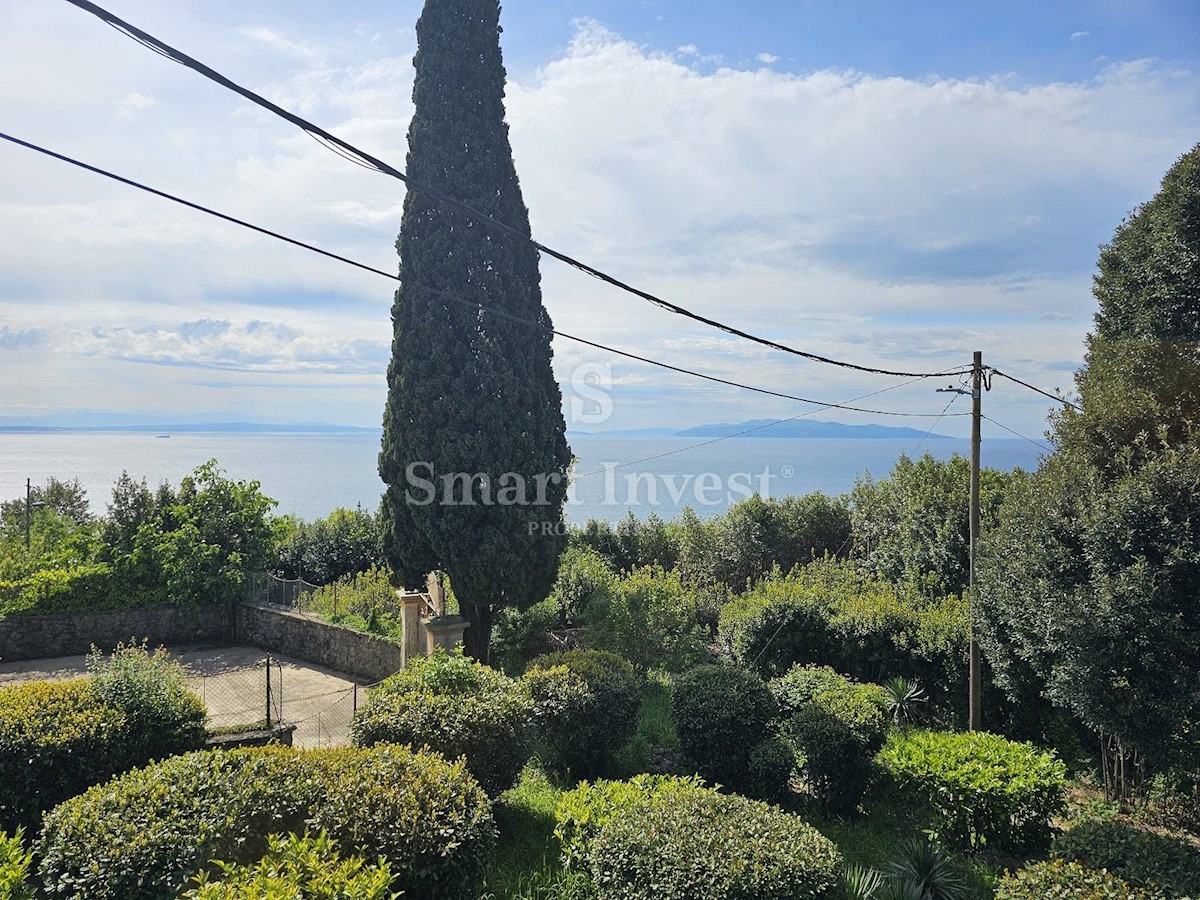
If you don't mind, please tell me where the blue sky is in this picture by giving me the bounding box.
[0,0,1198,438]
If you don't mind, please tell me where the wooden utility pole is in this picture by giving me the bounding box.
[969,350,983,731]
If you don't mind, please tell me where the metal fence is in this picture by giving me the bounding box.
[189,654,283,732]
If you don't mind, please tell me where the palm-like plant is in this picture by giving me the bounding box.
[883,676,928,727]
[845,864,886,900]
[886,837,970,900]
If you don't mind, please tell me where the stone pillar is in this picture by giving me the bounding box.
[424,615,467,656]
[399,591,425,667]
[426,571,446,617]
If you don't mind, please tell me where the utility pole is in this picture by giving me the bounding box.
[937,350,984,731]
[24,478,46,549]
[969,350,983,732]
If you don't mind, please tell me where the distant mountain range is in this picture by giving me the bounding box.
[0,414,946,440]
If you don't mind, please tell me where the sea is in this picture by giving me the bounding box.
[0,433,1045,525]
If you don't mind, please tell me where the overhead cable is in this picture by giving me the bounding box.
[62,0,972,381]
[0,130,967,420]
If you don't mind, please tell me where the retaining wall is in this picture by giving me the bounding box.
[233,602,403,683]
[0,604,233,663]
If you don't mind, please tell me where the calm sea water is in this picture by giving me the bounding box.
[0,433,1044,524]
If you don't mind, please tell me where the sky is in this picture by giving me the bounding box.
[1,0,1198,439]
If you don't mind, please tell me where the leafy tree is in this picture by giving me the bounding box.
[136,460,277,607]
[275,506,383,585]
[379,0,570,661]
[978,145,1200,780]
[850,453,1012,594]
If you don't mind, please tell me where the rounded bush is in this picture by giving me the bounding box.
[671,664,787,799]
[1052,820,1200,898]
[996,860,1156,899]
[0,657,207,833]
[586,786,843,900]
[770,665,889,815]
[879,730,1066,852]
[36,744,494,900]
[350,650,532,795]
[524,649,640,778]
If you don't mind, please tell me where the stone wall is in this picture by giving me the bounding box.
[0,604,233,663]
[233,602,403,683]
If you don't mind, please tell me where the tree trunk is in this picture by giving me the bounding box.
[462,602,493,665]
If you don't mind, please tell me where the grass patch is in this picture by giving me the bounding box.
[482,763,594,900]
[613,670,678,775]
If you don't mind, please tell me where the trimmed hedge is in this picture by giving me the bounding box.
[996,860,1157,899]
[554,774,707,870]
[183,832,397,899]
[671,664,789,800]
[771,665,889,815]
[1052,821,1200,898]
[586,786,843,900]
[0,655,207,833]
[879,730,1066,852]
[36,744,494,900]
[351,651,532,795]
[524,649,640,779]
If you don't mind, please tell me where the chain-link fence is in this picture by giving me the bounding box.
[188,654,283,731]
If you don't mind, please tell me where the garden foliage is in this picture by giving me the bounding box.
[183,831,398,900]
[879,730,1067,852]
[350,650,532,795]
[0,645,206,832]
[37,744,493,900]
[770,664,889,814]
[523,649,640,779]
[670,664,791,800]
[584,785,843,900]
[995,859,1156,900]
[1051,820,1200,899]
[0,830,33,900]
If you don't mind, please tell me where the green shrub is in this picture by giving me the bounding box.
[671,664,788,799]
[1052,820,1200,898]
[550,545,617,626]
[554,774,706,870]
[718,561,968,714]
[524,650,640,779]
[87,640,207,762]
[183,831,398,899]
[0,829,33,900]
[771,665,889,815]
[494,599,561,675]
[0,644,207,832]
[0,679,124,831]
[996,859,1157,900]
[37,744,494,900]
[1144,769,1200,835]
[0,562,138,618]
[351,650,532,795]
[879,730,1066,852]
[586,786,843,900]
[583,566,709,672]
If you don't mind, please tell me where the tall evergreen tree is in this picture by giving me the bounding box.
[978,145,1200,775]
[379,0,570,661]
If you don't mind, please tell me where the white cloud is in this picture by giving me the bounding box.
[0,11,1195,433]
[756,52,779,64]
[1070,30,1091,40]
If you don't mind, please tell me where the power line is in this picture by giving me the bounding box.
[911,390,961,455]
[0,130,968,421]
[988,368,1082,412]
[981,414,1053,453]
[62,0,971,382]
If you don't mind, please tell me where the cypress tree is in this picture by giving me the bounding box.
[379,0,570,661]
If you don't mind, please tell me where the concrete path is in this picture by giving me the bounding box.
[0,643,360,749]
